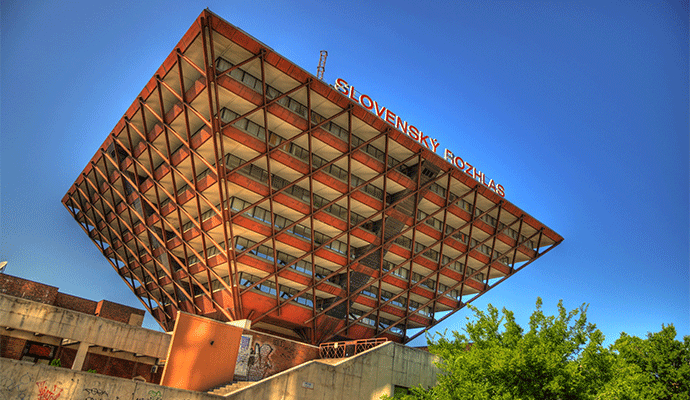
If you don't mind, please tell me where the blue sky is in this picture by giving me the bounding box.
[1,0,688,346]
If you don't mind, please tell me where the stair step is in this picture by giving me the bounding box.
[208,380,255,396]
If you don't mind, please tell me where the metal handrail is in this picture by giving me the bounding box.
[319,338,388,359]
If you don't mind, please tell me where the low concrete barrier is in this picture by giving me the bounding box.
[0,341,440,399]
[0,358,220,400]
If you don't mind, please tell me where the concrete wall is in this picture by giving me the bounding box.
[226,342,440,400]
[0,339,440,400]
[0,293,170,359]
[0,358,221,400]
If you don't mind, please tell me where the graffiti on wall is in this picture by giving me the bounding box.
[35,381,63,400]
[0,373,65,400]
[135,390,162,400]
[0,365,199,400]
[83,386,120,400]
[0,372,32,400]
[233,335,275,381]
[246,343,274,381]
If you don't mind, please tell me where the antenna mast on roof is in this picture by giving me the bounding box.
[317,50,328,80]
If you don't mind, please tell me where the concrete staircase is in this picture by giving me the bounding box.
[208,381,255,397]
[206,342,371,396]
[207,357,351,396]
[203,341,435,399]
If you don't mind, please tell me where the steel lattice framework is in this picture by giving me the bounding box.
[62,10,562,345]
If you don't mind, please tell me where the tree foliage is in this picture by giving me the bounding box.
[598,325,689,399]
[384,299,689,400]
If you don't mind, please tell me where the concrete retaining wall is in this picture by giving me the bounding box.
[0,358,221,400]
[226,342,440,400]
[0,342,440,399]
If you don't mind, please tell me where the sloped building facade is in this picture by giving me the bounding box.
[62,10,562,345]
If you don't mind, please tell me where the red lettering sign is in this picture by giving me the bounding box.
[335,78,505,197]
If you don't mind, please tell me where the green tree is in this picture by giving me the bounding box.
[385,298,611,400]
[383,300,690,400]
[598,325,689,400]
